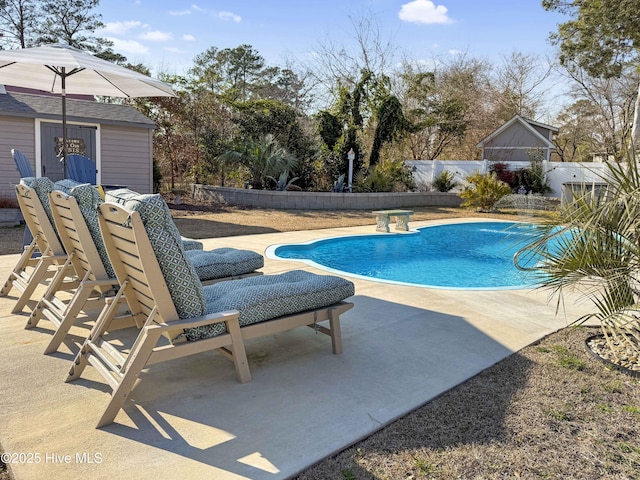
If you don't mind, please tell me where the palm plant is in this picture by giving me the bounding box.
[515,157,640,362]
[267,169,299,191]
[459,172,512,212]
[219,134,298,189]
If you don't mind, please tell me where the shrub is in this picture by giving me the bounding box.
[517,160,553,195]
[490,162,518,188]
[354,158,414,193]
[431,170,459,192]
[459,172,512,212]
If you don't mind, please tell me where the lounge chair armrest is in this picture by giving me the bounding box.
[148,310,240,333]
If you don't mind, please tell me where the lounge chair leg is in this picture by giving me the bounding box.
[43,283,96,355]
[26,255,73,329]
[11,257,54,314]
[66,288,125,382]
[0,239,38,296]
[226,317,251,383]
[96,328,159,428]
[329,308,343,354]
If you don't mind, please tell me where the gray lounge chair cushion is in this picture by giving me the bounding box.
[24,177,84,235]
[23,177,56,227]
[184,270,355,341]
[106,187,203,251]
[185,247,264,280]
[54,178,87,195]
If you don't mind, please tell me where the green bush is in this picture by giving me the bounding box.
[459,172,512,212]
[354,158,415,193]
[431,170,459,192]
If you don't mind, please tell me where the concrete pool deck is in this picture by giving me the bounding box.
[0,219,593,480]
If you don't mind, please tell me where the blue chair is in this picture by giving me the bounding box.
[66,154,97,184]
[12,149,34,177]
[11,149,35,251]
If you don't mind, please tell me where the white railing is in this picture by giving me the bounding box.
[406,160,610,199]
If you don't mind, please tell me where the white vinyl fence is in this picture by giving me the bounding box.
[406,160,611,199]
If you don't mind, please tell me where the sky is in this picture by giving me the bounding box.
[94,0,570,76]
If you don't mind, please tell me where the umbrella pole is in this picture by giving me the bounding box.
[61,68,67,178]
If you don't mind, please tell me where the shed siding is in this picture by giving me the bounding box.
[483,148,534,162]
[101,126,153,193]
[0,116,36,198]
[486,124,548,149]
[531,124,552,140]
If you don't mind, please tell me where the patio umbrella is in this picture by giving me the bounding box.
[0,43,176,176]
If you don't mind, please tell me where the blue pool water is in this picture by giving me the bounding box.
[267,221,541,289]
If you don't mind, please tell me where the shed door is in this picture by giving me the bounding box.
[40,123,97,181]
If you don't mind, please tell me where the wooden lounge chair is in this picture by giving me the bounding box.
[0,179,72,313]
[66,199,354,427]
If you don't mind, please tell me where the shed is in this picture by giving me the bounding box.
[476,115,558,162]
[0,89,157,199]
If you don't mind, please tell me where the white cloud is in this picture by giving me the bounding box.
[183,34,196,41]
[449,49,463,56]
[139,30,173,41]
[218,11,241,22]
[398,0,452,24]
[101,21,142,35]
[169,9,191,16]
[108,38,149,55]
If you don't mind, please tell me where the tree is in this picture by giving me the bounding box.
[553,99,600,162]
[36,0,114,55]
[397,60,473,160]
[233,98,317,188]
[307,10,397,106]
[369,94,413,166]
[190,44,265,102]
[554,66,640,161]
[489,52,553,121]
[543,0,640,148]
[0,0,39,48]
[219,134,298,189]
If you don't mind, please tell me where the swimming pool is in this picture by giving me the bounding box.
[266,221,541,290]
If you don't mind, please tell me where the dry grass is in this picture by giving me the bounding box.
[2,199,635,480]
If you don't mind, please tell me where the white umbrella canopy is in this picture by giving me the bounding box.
[0,43,176,173]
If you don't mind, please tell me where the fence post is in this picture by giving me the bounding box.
[432,160,441,185]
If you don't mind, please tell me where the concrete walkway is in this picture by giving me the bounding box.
[0,219,592,480]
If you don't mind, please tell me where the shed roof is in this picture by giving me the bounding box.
[476,115,557,148]
[0,91,156,129]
